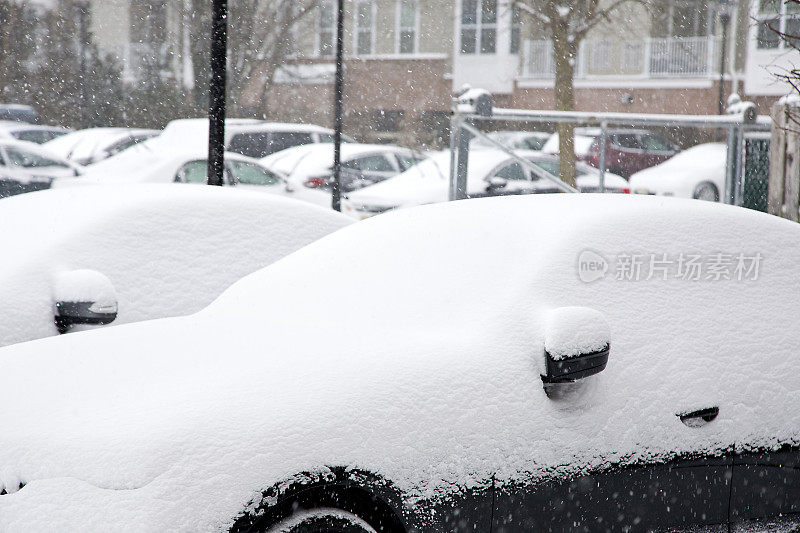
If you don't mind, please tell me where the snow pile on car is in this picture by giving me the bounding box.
[0,184,351,347]
[0,194,799,530]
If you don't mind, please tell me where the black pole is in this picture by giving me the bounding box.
[207,0,228,186]
[79,2,89,129]
[717,12,730,115]
[331,0,345,211]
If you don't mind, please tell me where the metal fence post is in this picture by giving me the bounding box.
[453,121,472,201]
[724,125,737,204]
[598,121,608,193]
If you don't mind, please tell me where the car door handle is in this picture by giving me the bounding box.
[677,406,719,428]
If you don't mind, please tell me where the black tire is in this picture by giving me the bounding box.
[265,508,378,533]
[693,181,719,202]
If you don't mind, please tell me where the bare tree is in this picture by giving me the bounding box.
[513,0,637,186]
[178,0,318,118]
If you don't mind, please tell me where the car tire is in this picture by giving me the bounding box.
[693,182,719,202]
[264,508,378,533]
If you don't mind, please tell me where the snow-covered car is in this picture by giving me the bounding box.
[154,118,355,159]
[261,142,427,208]
[0,139,83,197]
[0,184,351,348]
[43,127,159,165]
[542,128,679,177]
[629,143,726,202]
[0,121,71,144]
[54,150,288,195]
[471,130,551,151]
[341,148,629,219]
[0,194,798,532]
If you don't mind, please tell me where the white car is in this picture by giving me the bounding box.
[0,121,71,144]
[43,127,159,165]
[154,118,355,159]
[261,143,427,208]
[341,148,629,219]
[0,139,83,197]
[0,184,351,348]
[471,130,551,151]
[629,143,726,202]
[0,195,797,532]
[55,150,288,195]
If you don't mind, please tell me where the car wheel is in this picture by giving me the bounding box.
[693,182,719,202]
[265,508,378,533]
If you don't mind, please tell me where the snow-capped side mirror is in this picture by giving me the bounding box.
[541,307,610,386]
[487,176,508,189]
[53,269,118,334]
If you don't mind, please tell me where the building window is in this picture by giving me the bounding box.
[355,1,375,56]
[756,0,800,49]
[318,1,335,57]
[510,5,521,54]
[460,0,497,54]
[397,0,417,54]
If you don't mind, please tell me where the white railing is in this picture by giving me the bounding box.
[648,37,717,77]
[522,36,719,79]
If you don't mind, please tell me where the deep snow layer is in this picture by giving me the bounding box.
[0,184,352,347]
[0,194,799,531]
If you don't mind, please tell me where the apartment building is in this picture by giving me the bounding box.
[82,0,796,143]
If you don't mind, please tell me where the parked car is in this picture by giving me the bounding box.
[56,150,288,195]
[542,128,680,177]
[154,118,355,159]
[471,130,551,151]
[0,194,797,532]
[261,142,428,208]
[0,103,38,124]
[43,127,159,165]
[0,184,351,348]
[629,143,726,202]
[0,139,83,197]
[341,148,629,219]
[0,121,71,144]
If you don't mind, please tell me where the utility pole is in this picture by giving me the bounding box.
[331,0,344,211]
[77,0,90,128]
[207,0,228,186]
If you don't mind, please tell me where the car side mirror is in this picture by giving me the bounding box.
[541,307,610,386]
[487,176,508,189]
[53,270,118,334]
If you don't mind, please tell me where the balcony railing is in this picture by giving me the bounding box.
[522,37,720,79]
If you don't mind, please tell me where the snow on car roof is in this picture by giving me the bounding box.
[0,184,351,349]
[1,195,797,530]
[628,143,726,189]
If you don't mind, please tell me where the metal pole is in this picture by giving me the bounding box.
[331,0,345,211]
[717,12,730,115]
[79,2,89,129]
[0,2,5,102]
[207,0,228,186]
[597,120,608,193]
[453,121,471,200]
[724,125,737,204]
[447,109,459,200]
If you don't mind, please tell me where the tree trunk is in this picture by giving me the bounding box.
[552,24,577,188]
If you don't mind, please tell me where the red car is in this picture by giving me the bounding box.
[542,128,680,178]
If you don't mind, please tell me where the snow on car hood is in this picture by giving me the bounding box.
[1,195,799,531]
[0,184,351,348]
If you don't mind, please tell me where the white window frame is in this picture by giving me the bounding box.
[353,1,377,57]
[396,0,419,55]
[755,0,800,50]
[459,0,498,55]
[316,0,335,58]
